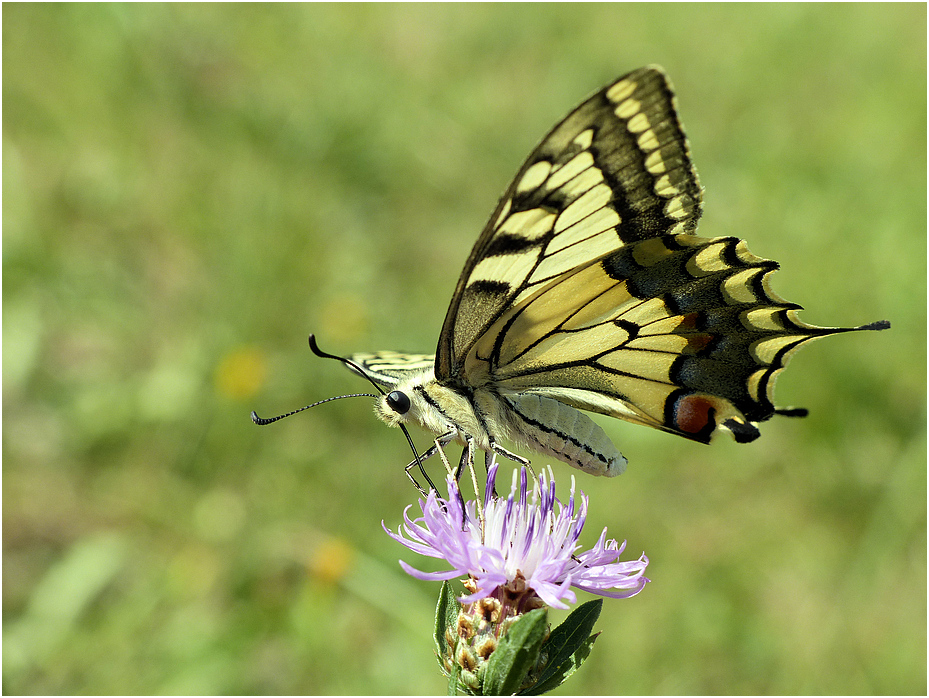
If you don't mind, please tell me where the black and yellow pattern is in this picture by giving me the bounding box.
[352,65,888,475]
[436,66,703,380]
[347,351,435,388]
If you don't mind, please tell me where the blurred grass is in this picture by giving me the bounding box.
[3,4,925,695]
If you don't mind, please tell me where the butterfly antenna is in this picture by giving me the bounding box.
[306,334,434,492]
[251,393,378,425]
[308,334,387,396]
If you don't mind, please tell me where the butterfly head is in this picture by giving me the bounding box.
[375,387,416,428]
[372,373,456,433]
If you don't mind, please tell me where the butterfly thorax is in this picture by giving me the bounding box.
[374,369,494,452]
[371,364,626,477]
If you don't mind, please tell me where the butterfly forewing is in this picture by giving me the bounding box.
[436,66,702,383]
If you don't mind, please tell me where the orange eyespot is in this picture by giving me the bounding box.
[673,394,715,436]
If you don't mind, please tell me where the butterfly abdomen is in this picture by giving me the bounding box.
[481,390,626,476]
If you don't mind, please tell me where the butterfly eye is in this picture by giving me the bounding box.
[386,390,411,415]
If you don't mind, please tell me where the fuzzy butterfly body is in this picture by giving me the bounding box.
[347,66,888,478]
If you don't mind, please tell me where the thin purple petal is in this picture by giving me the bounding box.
[383,465,650,608]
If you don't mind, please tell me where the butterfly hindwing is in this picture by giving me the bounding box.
[468,233,865,443]
[349,351,435,389]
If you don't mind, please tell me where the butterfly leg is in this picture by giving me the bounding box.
[456,436,488,533]
[452,438,496,494]
[489,441,533,476]
[403,431,460,495]
[453,443,467,482]
[403,460,430,497]
[484,451,498,499]
[404,443,440,496]
[434,437,455,477]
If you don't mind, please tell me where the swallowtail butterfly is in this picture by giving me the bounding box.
[255,66,888,489]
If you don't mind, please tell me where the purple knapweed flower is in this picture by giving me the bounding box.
[383,461,649,610]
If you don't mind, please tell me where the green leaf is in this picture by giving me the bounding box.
[522,633,600,695]
[435,581,461,662]
[482,608,548,696]
[525,599,602,692]
[448,663,462,696]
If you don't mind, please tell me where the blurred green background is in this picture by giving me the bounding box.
[3,4,925,695]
